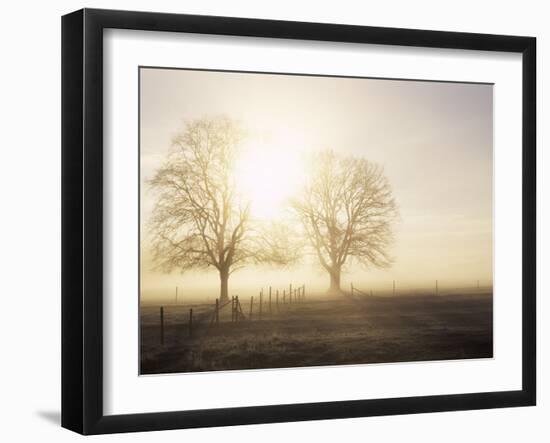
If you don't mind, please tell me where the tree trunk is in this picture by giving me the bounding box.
[219,268,229,302]
[327,267,342,295]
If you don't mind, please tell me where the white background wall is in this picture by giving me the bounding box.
[0,1,546,441]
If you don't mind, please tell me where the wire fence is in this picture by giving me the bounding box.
[152,283,306,346]
[350,279,493,298]
[149,280,492,346]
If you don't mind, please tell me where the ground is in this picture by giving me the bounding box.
[140,291,493,374]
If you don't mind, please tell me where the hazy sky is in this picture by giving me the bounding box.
[140,67,493,302]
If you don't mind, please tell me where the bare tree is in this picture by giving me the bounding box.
[148,116,252,302]
[291,150,397,294]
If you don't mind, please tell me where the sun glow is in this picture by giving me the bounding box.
[236,134,305,220]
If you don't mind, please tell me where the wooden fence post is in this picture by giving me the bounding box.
[289,284,292,304]
[276,289,279,310]
[249,296,254,320]
[283,290,286,304]
[303,284,306,301]
[160,306,164,345]
[259,291,263,320]
[269,286,272,315]
[188,308,193,338]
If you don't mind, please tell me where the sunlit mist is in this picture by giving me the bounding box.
[235,133,305,221]
[139,67,493,304]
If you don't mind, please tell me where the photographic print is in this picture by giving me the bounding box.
[139,67,493,375]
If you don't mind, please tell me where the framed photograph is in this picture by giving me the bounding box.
[62,8,536,435]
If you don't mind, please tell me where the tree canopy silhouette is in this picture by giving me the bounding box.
[148,116,253,302]
[291,150,397,294]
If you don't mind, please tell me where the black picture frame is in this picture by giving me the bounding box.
[62,8,536,435]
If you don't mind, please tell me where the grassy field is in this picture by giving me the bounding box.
[140,291,493,374]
